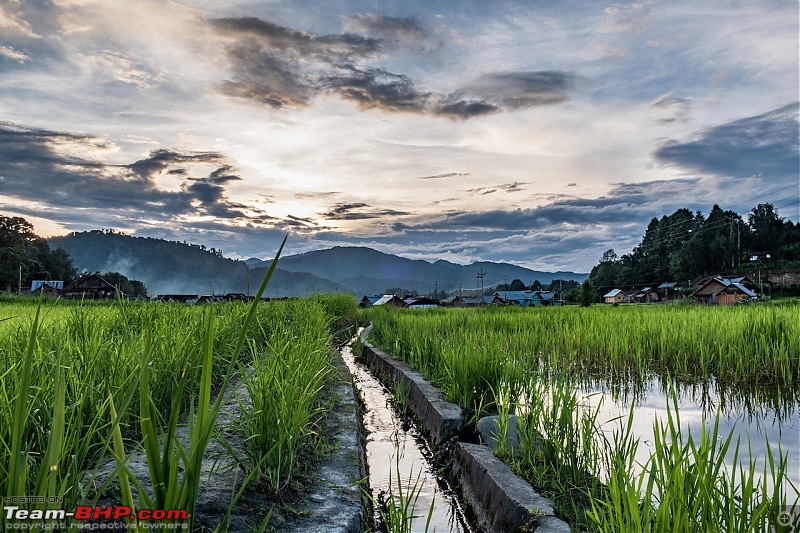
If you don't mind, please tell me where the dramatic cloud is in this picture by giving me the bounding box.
[395,178,703,232]
[0,0,796,272]
[654,103,800,181]
[210,15,577,117]
[0,121,258,224]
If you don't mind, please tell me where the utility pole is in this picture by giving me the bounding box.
[737,221,741,268]
[18,265,22,294]
[477,269,486,300]
[433,281,439,299]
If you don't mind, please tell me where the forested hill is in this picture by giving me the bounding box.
[589,203,800,291]
[50,230,248,295]
[270,246,586,294]
[49,230,343,296]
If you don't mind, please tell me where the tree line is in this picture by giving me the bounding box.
[589,203,800,292]
[1,216,148,296]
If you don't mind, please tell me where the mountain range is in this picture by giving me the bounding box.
[49,232,586,297]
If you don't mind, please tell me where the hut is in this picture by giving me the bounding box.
[62,274,120,299]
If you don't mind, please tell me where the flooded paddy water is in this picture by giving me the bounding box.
[577,377,800,493]
[340,339,472,533]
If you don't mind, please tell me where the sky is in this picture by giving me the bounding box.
[0,0,798,272]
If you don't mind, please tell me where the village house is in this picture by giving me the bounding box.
[62,273,120,299]
[692,277,757,305]
[494,290,536,306]
[531,291,561,306]
[632,287,660,303]
[359,295,381,307]
[448,295,503,307]
[371,294,407,307]
[403,296,439,308]
[657,282,682,300]
[30,280,64,298]
[603,289,628,304]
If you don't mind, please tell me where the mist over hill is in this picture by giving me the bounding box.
[50,233,586,297]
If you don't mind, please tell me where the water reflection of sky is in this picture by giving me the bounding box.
[575,377,800,500]
[341,342,470,533]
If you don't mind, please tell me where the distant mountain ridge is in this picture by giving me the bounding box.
[50,233,586,297]
[255,246,587,294]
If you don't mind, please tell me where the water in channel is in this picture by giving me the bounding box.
[340,338,471,533]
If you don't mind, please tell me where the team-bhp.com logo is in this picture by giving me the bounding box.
[4,503,189,530]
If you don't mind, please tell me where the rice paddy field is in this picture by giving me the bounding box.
[363,303,800,533]
[0,291,357,530]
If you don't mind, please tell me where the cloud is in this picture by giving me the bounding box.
[0,121,262,224]
[654,103,800,181]
[462,182,527,195]
[211,16,381,59]
[325,65,431,113]
[651,93,692,124]
[418,172,470,180]
[0,45,30,63]
[87,50,165,89]
[458,71,579,109]
[210,15,578,118]
[395,178,703,232]
[343,13,442,53]
[320,202,411,220]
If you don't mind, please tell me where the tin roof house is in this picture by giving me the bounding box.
[692,277,757,305]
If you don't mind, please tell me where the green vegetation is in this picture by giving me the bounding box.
[363,305,800,532]
[589,203,800,294]
[0,288,356,528]
[0,215,77,291]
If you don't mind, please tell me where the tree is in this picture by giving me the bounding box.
[748,203,786,254]
[590,249,621,291]
[0,215,77,292]
[509,279,526,291]
[530,279,543,291]
[577,278,596,307]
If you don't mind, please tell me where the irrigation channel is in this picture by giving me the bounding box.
[340,336,473,533]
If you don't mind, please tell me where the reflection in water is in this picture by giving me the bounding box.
[340,339,471,533]
[571,376,800,494]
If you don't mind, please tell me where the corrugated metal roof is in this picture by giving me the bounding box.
[31,280,64,290]
[373,295,398,305]
[496,290,535,301]
[603,289,623,297]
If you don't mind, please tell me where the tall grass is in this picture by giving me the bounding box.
[241,299,336,493]
[587,393,795,532]
[0,251,357,529]
[364,304,800,397]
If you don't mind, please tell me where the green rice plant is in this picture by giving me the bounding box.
[97,237,287,528]
[241,299,335,493]
[586,390,798,533]
[366,455,435,533]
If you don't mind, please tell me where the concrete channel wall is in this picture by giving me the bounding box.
[359,329,570,533]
